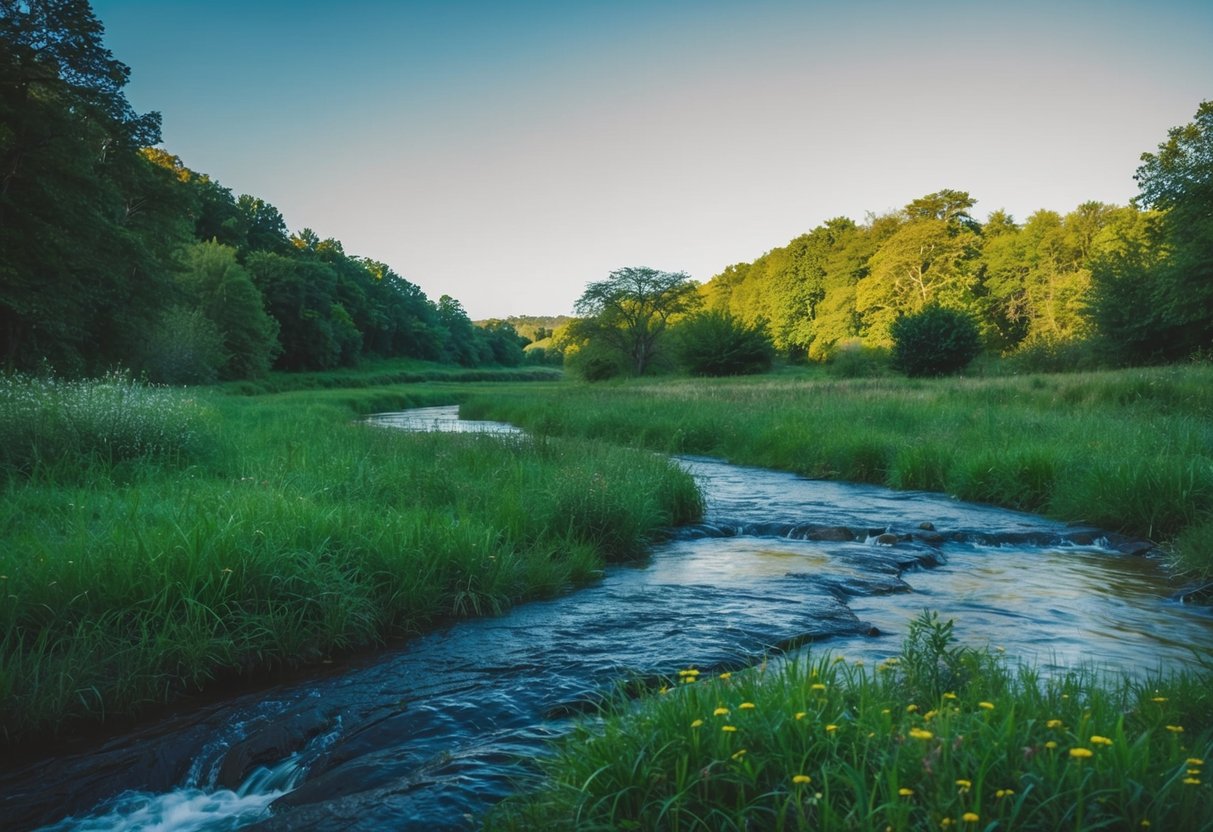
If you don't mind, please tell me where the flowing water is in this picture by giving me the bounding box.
[4,406,1212,831]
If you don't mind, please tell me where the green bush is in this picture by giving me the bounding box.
[891,306,982,377]
[825,338,889,378]
[673,310,775,376]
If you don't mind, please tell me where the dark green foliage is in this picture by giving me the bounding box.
[140,305,227,384]
[672,310,774,376]
[890,306,982,377]
[1092,101,1213,363]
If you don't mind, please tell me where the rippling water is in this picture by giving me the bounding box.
[4,406,1211,831]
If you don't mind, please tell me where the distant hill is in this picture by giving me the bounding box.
[476,315,575,343]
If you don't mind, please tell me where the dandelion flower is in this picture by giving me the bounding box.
[739,702,756,710]
[690,719,704,728]
[722,725,737,733]
[1166,725,1184,733]
[795,711,807,720]
[825,724,838,733]
[996,788,1015,798]
[963,813,980,823]
[955,779,972,791]
[719,672,732,680]
[1184,777,1201,785]
[943,692,958,700]
[909,728,934,740]
[898,787,913,797]
[1188,769,1202,776]
[1090,735,1113,746]
[924,709,938,721]
[1070,747,1094,759]
[978,701,995,710]
[731,749,747,760]
[1186,758,1205,766]
[1046,719,1063,729]
[1045,741,1058,749]
[811,683,827,692]
[906,704,919,713]
[792,774,812,785]
[714,707,730,717]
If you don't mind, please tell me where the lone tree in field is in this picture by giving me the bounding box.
[572,267,700,376]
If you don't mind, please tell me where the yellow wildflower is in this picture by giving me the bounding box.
[795,711,807,720]
[792,774,812,785]
[722,725,737,733]
[825,724,838,733]
[924,709,938,721]
[1090,735,1113,746]
[1046,719,1063,729]
[963,812,980,823]
[690,719,703,728]
[941,820,953,828]
[955,779,972,791]
[909,728,934,740]
[713,707,729,717]
[1151,696,1168,703]
[719,672,732,680]
[811,683,827,692]
[1070,747,1094,759]
[898,787,913,796]
[978,701,995,710]
[943,692,958,700]
[1186,758,1205,766]
[833,656,846,663]
[731,748,747,760]
[682,677,696,684]
[1045,741,1058,749]
[678,668,700,677]
[1184,777,1201,785]
[996,788,1015,798]
[739,702,756,710]
[1189,769,1202,776]
[1166,725,1185,733]
[906,704,919,713]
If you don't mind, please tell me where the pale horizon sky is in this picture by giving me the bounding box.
[92,0,1213,319]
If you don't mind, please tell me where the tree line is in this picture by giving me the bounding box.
[700,100,1212,369]
[1,0,527,382]
[560,100,1209,379]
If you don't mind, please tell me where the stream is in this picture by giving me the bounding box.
[4,406,1212,831]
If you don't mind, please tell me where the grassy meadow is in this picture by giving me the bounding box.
[489,614,1213,831]
[463,364,1213,575]
[0,372,700,743]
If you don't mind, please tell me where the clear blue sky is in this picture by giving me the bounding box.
[92,0,1213,319]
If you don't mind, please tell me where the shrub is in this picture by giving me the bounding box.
[825,338,889,378]
[672,310,774,376]
[890,306,981,377]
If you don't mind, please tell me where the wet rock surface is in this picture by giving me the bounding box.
[4,412,1211,832]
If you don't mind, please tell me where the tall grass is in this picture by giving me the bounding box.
[489,613,1213,831]
[0,377,701,743]
[461,366,1213,574]
[0,371,214,478]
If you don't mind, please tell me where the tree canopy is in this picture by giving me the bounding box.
[0,1,517,378]
[571,267,700,376]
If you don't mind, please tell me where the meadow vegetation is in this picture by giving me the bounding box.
[490,613,1213,831]
[462,364,1213,575]
[0,375,700,743]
